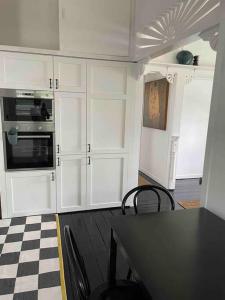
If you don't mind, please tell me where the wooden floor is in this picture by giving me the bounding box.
[59,177,201,299]
[59,208,130,300]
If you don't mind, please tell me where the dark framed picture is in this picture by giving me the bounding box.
[143,78,169,130]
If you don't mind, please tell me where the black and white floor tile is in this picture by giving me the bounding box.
[0,214,63,299]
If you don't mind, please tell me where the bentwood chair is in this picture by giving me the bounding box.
[121,185,175,279]
[121,185,175,215]
[64,225,150,300]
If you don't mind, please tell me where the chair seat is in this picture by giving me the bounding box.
[89,280,148,300]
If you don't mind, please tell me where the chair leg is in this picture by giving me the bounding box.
[127,268,132,280]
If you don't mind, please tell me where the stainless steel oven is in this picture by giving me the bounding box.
[0,89,54,122]
[2,123,55,171]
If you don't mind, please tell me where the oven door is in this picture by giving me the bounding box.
[2,97,53,122]
[4,132,55,171]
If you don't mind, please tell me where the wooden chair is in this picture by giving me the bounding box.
[64,225,150,300]
[121,185,175,279]
[122,185,175,215]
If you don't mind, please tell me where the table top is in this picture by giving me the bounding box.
[110,208,225,300]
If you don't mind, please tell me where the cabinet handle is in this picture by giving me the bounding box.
[49,78,53,89]
[56,79,59,89]
[57,144,60,153]
[51,172,55,181]
[88,156,91,165]
[57,157,60,166]
[88,144,91,152]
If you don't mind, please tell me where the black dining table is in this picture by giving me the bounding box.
[108,208,225,300]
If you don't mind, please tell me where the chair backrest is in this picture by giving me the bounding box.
[64,225,91,300]
[122,185,175,215]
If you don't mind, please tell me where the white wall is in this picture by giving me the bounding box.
[202,11,225,218]
[0,0,59,50]
[139,63,214,189]
[139,66,187,189]
[176,79,213,179]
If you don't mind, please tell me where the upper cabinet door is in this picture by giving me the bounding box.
[87,61,131,154]
[55,92,86,155]
[59,0,131,58]
[0,52,53,90]
[54,57,86,92]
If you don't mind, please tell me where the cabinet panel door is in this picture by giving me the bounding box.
[87,62,130,153]
[0,52,53,90]
[54,57,86,92]
[87,154,127,209]
[6,171,56,218]
[55,92,86,155]
[56,155,86,213]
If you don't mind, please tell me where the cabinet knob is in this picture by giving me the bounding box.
[57,145,60,153]
[57,157,60,167]
[88,144,91,152]
[88,156,91,165]
[51,172,55,181]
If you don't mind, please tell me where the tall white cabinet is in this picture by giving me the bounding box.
[55,59,134,213]
[86,61,130,209]
[0,52,137,217]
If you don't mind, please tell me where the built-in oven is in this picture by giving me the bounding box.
[2,118,55,171]
[0,89,54,122]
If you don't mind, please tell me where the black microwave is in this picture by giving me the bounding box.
[0,89,54,122]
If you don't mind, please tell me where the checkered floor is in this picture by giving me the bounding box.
[0,214,63,299]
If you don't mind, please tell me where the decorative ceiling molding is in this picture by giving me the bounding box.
[199,24,219,51]
[185,73,194,84]
[137,0,220,53]
[166,73,177,84]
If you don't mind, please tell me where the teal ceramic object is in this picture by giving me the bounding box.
[176,50,194,65]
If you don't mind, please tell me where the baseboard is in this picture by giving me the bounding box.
[139,168,166,188]
[176,174,202,179]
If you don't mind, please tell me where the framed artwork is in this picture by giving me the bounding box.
[143,78,169,130]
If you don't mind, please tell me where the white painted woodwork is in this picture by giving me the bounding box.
[55,92,86,155]
[54,57,86,92]
[87,154,127,209]
[176,79,213,179]
[202,15,225,217]
[87,62,130,153]
[56,155,86,213]
[59,0,131,57]
[0,0,59,50]
[6,171,56,217]
[135,0,220,60]
[0,52,53,90]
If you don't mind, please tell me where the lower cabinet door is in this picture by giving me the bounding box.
[87,154,128,209]
[6,171,56,218]
[56,155,86,213]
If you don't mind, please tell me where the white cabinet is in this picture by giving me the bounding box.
[6,171,56,217]
[87,61,130,153]
[54,57,86,92]
[56,155,86,213]
[0,52,53,90]
[87,154,127,209]
[55,92,86,155]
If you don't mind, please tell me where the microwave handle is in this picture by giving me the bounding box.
[17,135,51,139]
